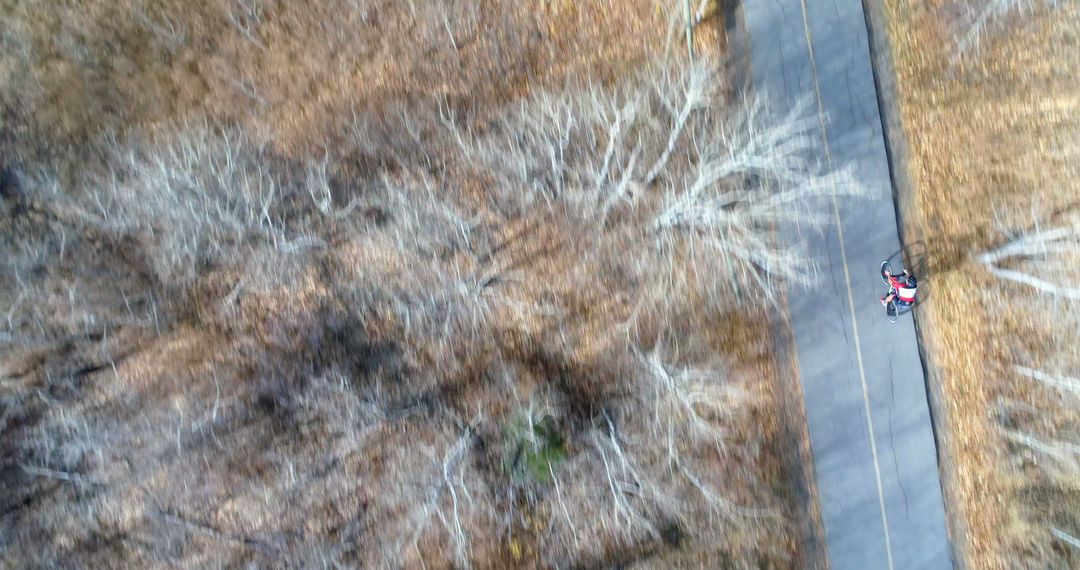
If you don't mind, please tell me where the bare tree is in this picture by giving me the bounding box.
[76,127,333,285]
[470,61,865,312]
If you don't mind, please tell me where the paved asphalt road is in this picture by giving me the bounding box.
[740,1,952,568]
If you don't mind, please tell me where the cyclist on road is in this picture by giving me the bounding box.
[881,268,917,309]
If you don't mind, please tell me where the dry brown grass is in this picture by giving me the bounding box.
[0,0,702,169]
[884,0,1080,566]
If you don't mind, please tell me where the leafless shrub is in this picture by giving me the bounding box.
[524,343,780,566]
[0,170,164,349]
[352,171,561,363]
[84,127,323,285]
[590,417,670,541]
[630,345,773,519]
[404,422,482,567]
[638,347,735,471]
[375,176,506,348]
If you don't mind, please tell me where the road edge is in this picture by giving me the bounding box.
[858,1,966,567]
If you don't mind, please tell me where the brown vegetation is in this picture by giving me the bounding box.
[1,0,835,567]
[885,0,1080,567]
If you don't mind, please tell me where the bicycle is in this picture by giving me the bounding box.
[880,260,915,324]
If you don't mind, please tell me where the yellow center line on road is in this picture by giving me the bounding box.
[795,0,896,568]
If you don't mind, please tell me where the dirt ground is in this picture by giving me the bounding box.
[1,1,810,567]
[883,1,1080,567]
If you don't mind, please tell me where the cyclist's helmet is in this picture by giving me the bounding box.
[905,274,917,288]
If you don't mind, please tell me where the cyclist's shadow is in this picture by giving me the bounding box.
[884,241,933,308]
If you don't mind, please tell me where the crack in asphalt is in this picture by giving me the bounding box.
[887,345,911,518]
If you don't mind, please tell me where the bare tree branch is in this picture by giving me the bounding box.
[1015,365,1080,396]
[1051,527,1080,551]
[979,225,1080,299]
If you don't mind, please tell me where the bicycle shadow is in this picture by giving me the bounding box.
[884,241,935,309]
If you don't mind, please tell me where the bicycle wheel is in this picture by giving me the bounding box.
[886,301,898,323]
[880,260,893,285]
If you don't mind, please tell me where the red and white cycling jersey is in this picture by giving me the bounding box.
[888,275,917,303]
